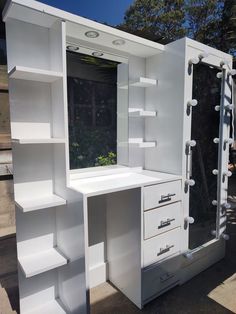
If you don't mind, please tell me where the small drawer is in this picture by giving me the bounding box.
[143,228,180,267]
[142,258,180,301]
[144,202,181,239]
[144,180,181,211]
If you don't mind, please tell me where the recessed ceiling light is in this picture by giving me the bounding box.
[92,51,104,57]
[85,31,99,38]
[66,45,79,52]
[112,39,126,46]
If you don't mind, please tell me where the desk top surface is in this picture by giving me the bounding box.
[69,168,181,197]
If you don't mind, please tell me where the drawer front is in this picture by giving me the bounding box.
[142,258,180,301]
[144,202,181,239]
[144,180,181,211]
[143,228,180,267]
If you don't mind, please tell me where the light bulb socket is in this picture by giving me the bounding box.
[112,39,126,46]
[85,31,99,38]
[67,45,79,52]
[92,51,104,57]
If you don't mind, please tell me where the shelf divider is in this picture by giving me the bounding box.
[18,247,68,278]
[9,66,63,83]
[25,299,67,314]
[15,194,66,213]
[12,138,65,144]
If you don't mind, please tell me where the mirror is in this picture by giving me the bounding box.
[66,50,129,170]
[189,63,222,249]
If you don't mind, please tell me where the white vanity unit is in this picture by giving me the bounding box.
[3,0,234,313]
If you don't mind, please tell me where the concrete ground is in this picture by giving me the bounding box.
[0,177,236,314]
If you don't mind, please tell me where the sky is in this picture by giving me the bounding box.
[38,0,133,25]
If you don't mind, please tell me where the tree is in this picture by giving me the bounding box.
[119,0,186,44]
[220,0,236,55]
[184,0,224,47]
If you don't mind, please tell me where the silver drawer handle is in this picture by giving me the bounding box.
[159,193,176,204]
[157,244,174,256]
[160,272,174,283]
[158,218,175,229]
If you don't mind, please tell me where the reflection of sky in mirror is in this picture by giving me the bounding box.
[38,0,133,25]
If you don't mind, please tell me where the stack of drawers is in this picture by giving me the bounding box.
[142,179,182,302]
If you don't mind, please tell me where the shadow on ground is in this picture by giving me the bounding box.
[0,177,236,314]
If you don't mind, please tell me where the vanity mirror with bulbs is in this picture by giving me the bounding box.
[3,0,234,313]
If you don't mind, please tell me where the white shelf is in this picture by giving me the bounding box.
[25,299,66,314]
[130,77,157,87]
[15,194,66,213]
[129,138,157,148]
[129,108,157,117]
[12,138,65,144]
[18,247,68,278]
[9,66,63,83]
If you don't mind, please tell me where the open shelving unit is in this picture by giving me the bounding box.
[18,247,68,278]
[5,16,73,314]
[119,76,157,89]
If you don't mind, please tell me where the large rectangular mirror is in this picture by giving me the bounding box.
[66,49,129,170]
[189,63,222,249]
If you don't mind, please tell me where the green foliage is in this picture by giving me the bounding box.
[95,152,117,166]
[119,0,236,56]
[119,0,186,43]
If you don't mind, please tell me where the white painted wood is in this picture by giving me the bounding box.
[129,108,157,117]
[9,66,63,82]
[70,169,181,197]
[18,247,67,278]
[25,299,66,314]
[144,180,182,210]
[130,77,157,87]
[12,138,65,144]
[107,189,142,308]
[144,202,181,239]
[15,194,66,212]
[129,138,157,148]
[142,255,181,302]
[143,228,181,267]
[89,262,107,288]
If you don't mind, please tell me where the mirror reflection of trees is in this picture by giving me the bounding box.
[67,52,118,169]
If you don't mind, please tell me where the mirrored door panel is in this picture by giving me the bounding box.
[189,63,222,250]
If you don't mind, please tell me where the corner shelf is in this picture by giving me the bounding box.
[129,138,157,148]
[9,66,63,83]
[18,247,68,278]
[15,194,66,213]
[118,77,157,89]
[129,108,157,117]
[12,138,65,144]
[130,77,157,87]
[25,299,66,314]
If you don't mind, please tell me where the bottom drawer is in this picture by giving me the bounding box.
[142,257,180,302]
[143,228,181,267]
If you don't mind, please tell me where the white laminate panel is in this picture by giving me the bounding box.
[143,228,181,267]
[144,180,181,210]
[144,202,181,239]
[142,256,180,301]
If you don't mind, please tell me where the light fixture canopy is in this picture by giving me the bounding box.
[67,45,79,52]
[112,39,126,46]
[85,31,99,38]
[92,51,104,57]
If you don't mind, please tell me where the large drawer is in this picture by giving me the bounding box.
[143,227,180,267]
[144,202,181,239]
[142,257,180,301]
[144,180,181,211]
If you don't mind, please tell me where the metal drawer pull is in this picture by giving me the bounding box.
[159,193,176,204]
[158,218,175,229]
[157,244,174,256]
[160,272,174,283]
